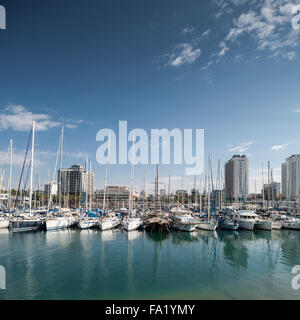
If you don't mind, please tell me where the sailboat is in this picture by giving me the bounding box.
[46,125,74,231]
[123,134,143,231]
[196,156,218,231]
[78,159,99,230]
[10,121,45,232]
[0,139,13,229]
[145,165,171,232]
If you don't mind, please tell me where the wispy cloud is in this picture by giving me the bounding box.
[201,28,211,37]
[270,143,288,152]
[167,43,201,67]
[222,0,300,60]
[182,25,195,35]
[228,141,254,153]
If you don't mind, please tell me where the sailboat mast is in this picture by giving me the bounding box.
[8,139,13,213]
[262,162,265,210]
[89,160,92,211]
[29,121,35,216]
[58,125,64,212]
[129,134,135,216]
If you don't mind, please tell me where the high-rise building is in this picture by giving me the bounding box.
[281,154,300,201]
[225,155,249,201]
[58,164,94,197]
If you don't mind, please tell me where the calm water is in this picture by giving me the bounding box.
[0,228,299,300]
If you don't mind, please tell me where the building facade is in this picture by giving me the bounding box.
[281,154,300,201]
[95,185,139,209]
[58,164,94,197]
[225,155,249,202]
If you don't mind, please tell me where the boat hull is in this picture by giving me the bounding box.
[196,223,217,231]
[78,220,98,230]
[0,219,9,229]
[219,222,239,231]
[238,220,255,231]
[123,219,142,231]
[99,219,120,231]
[173,222,196,232]
[46,218,70,231]
[282,221,300,230]
[10,220,44,232]
[256,220,273,231]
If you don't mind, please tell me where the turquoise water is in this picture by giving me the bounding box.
[0,228,299,300]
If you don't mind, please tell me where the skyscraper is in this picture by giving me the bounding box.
[225,155,249,202]
[281,154,300,201]
[58,164,94,197]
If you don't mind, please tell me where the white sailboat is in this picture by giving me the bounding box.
[10,121,44,232]
[0,139,12,229]
[46,125,72,231]
[123,134,142,231]
[197,157,218,231]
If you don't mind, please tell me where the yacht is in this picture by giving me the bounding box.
[123,217,143,231]
[235,210,259,231]
[99,215,121,231]
[78,217,99,229]
[10,215,45,232]
[172,214,197,232]
[282,216,300,230]
[218,216,239,231]
[46,213,74,231]
[0,216,9,229]
[256,216,273,231]
[196,218,218,231]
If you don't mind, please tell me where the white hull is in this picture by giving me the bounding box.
[46,218,71,231]
[238,220,255,231]
[123,218,142,231]
[173,222,196,232]
[256,220,273,231]
[0,219,9,228]
[196,222,217,231]
[272,221,282,230]
[282,221,300,230]
[78,220,98,229]
[99,218,120,231]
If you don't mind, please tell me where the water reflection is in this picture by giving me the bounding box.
[0,228,300,299]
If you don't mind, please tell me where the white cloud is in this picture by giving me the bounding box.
[182,25,195,35]
[293,108,300,112]
[270,144,288,152]
[202,28,211,37]
[0,105,60,131]
[223,0,300,60]
[167,43,201,67]
[218,41,230,56]
[228,141,254,153]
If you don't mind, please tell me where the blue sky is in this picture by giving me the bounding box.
[0,0,300,193]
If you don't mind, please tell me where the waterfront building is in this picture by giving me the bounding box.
[58,164,94,197]
[225,155,249,202]
[281,154,300,201]
[95,185,139,209]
